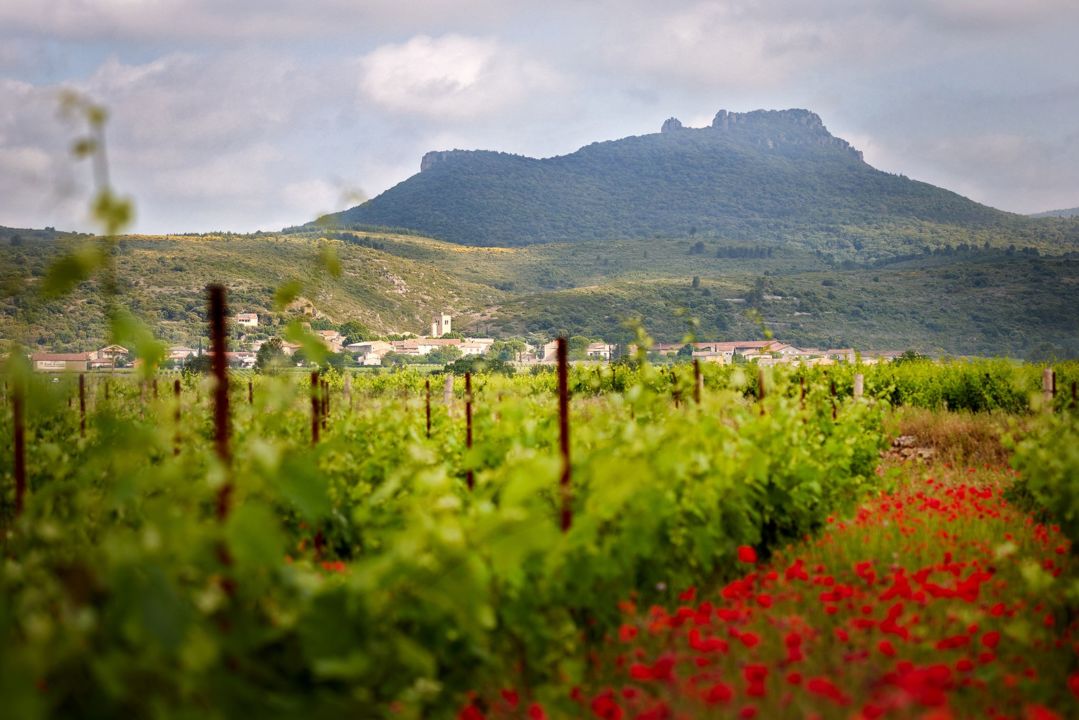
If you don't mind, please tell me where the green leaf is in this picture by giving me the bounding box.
[42,243,106,297]
[275,455,333,522]
[226,503,286,569]
[273,279,304,311]
[285,319,328,365]
[319,244,342,279]
[71,137,99,158]
[92,189,134,236]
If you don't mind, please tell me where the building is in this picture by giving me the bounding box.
[431,313,452,337]
[460,338,495,356]
[31,352,93,372]
[224,351,257,369]
[346,340,393,356]
[96,345,129,364]
[236,312,259,328]
[586,342,614,361]
[316,330,344,352]
[824,348,856,363]
[168,346,198,363]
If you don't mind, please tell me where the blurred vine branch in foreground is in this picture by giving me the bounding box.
[34,92,163,377]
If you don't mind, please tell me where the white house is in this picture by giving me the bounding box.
[347,340,393,356]
[586,342,614,360]
[236,312,258,327]
[168,346,197,363]
[461,337,495,356]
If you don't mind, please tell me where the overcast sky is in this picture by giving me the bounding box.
[2,0,1079,233]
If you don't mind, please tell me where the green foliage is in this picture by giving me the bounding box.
[1006,409,1079,544]
[255,337,288,373]
[0,363,891,718]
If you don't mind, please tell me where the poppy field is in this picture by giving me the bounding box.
[0,354,1077,719]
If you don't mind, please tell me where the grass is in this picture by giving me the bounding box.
[885,407,1017,467]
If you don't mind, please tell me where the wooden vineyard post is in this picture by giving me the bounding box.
[672,369,681,409]
[830,379,838,421]
[343,373,352,412]
[465,372,474,490]
[757,366,766,409]
[12,379,26,518]
[104,379,109,402]
[800,376,806,410]
[1072,381,1078,410]
[693,359,702,405]
[208,284,232,520]
[425,378,432,438]
[443,374,454,408]
[557,337,572,532]
[153,378,158,400]
[853,373,865,400]
[1043,367,1056,409]
[78,373,87,439]
[248,379,253,406]
[310,370,320,446]
[173,379,182,456]
[321,379,329,430]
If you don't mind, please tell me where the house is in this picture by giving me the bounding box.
[280,342,302,356]
[586,342,614,360]
[431,313,452,337]
[359,352,384,366]
[540,340,560,363]
[347,340,393,356]
[460,337,495,356]
[692,350,730,365]
[96,344,129,364]
[824,348,856,363]
[316,330,344,352]
[168,346,198,363]
[224,352,257,369]
[31,352,93,372]
[236,312,259,328]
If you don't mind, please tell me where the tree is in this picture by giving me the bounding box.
[893,349,929,364]
[691,276,700,289]
[443,355,515,376]
[489,339,527,362]
[567,335,591,361]
[183,353,212,374]
[256,337,288,373]
[427,346,462,364]
[339,320,371,345]
[677,343,694,358]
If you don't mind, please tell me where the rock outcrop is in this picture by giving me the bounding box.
[660,117,684,133]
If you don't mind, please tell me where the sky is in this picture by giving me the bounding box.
[2,0,1079,234]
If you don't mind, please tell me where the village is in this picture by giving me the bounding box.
[27,312,904,372]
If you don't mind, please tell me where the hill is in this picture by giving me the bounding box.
[321,109,1079,259]
[1031,207,1079,218]
[3,226,1078,359]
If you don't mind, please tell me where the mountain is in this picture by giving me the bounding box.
[1030,207,1079,218]
[324,109,1028,249]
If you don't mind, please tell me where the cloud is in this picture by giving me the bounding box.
[0,0,512,42]
[3,1,1079,229]
[358,34,562,119]
[0,52,366,232]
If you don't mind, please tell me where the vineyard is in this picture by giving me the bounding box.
[2,324,1079,718]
